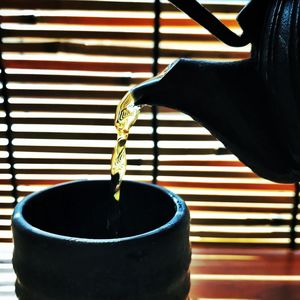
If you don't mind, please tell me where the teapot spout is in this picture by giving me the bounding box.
[132,58,296,183]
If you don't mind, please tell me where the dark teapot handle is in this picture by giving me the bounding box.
[168,0,268,47]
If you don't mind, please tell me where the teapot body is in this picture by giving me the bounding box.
[133,0,300,183]
[257,0,300,178]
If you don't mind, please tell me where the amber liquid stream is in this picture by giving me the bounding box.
[108,91,142,236]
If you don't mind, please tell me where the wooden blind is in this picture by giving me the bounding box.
[0,93,12,243]
[0,0,296,250]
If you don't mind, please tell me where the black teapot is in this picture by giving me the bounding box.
[132,0,300,183]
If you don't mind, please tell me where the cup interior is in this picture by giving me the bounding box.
[21,180,177,239]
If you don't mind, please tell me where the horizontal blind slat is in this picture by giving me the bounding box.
[4,60,153,72]
[190,218,290,226]
[0,15,238,27]
[10,104,118,113]
[158,181,293,191]
[11,118,151,126]
[8,90,124,99]
[13,158,152,165]
[13,146,154,154]
[190,231,290,239]
[183,194,293,203]
[2,43,248,58]
[0,1,245,12]
[6,74,142,86]
[12,132,152,140]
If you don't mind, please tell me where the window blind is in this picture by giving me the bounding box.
[0,0,296,249]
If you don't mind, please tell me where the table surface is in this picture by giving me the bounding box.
[2,243,300,300]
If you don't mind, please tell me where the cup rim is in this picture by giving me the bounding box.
[12,180,188,244]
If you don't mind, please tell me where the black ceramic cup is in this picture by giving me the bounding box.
[12,180,191,300]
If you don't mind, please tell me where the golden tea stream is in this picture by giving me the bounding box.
[108,91,143,236]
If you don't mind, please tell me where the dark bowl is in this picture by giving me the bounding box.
[12,180,191,300]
